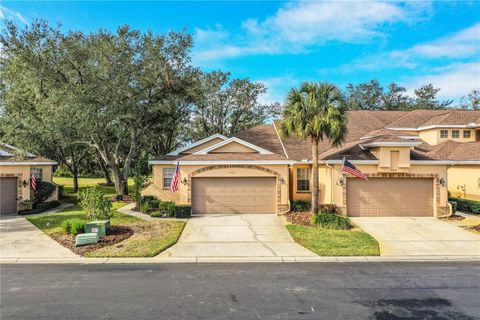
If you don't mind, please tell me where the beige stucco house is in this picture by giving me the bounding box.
[144,110,480,217]
[0,143,58,214]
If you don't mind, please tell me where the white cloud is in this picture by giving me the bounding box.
[406,62,480,99]
[193,1,417,63]
[0,6,28,25]
[256,75,301,105]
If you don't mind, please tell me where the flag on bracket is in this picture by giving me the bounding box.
[170,161,180,192]
[341,157,368,181]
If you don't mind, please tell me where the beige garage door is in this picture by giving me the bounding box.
[0,178,18,215]
[192,177,276,214]
[347,178,434,217]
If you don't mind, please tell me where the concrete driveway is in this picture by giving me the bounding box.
[352,217,480,256]
[0,208,79,260]
[159,214,316,259]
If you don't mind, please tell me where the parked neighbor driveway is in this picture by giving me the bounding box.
[352,217,480,256]
[0,210,79,260]
[159,214,316,259]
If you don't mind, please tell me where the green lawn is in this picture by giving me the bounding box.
[286,225,380,256]
[53,177,134,200]
[29,176,183,257]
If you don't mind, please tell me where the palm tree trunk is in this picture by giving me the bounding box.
[311,137,319,214]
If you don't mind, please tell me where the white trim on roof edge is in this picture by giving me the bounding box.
[272,121,289,158]
[148,160,295,165]
[166,134,228,156]
[410,160,480,165]
[193,137,273,155]
[388,124,479,131]
[360,141,423,148]
[0,161,58,166]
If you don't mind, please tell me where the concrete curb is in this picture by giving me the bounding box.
[2,255,479,264]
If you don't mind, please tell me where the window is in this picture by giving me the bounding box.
[162,168,175,188]
[440,130,448,139]
[452,130,460,138]
[463,130,471,139]
[390,151,399,171]
[296,168,311,192]
[31,168,43,182]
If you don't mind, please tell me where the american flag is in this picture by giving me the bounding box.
[341,157,368,181]
[31,173,37,190]
[170,161,180,192]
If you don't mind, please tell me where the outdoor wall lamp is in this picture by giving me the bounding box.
[439,178,446,187]
[338,177,346,186]
[22,180,29,188]
[181,178,187,185]
[280,177,286,185]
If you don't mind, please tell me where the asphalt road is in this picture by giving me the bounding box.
[1,262,479,320]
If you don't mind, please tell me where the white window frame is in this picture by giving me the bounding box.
[162,168,175,189]
[440,130,448,139]
[463,130,471,139]
[296,168,311,192]
[452,130,460,138]
[31,168,43,182]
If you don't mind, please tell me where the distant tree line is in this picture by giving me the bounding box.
[344,80,479,111]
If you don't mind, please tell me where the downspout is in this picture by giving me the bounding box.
[326,160,334,204]
[438,164,455,218]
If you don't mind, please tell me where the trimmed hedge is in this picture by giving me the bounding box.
[291,200,311,212]
[174,205,191,218]
[318,204,340,215]
[449,197,480,214]
[18,201,61,215]
[310,213,352,230]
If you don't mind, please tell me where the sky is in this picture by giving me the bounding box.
[1,1,479,105]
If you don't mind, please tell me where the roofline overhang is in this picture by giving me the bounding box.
[193,137,273,155]
[359,141,423,148]
[410,160,480,165]
[148,160,295,165]
[166,134,228,156]
[0,161,58,166]
[388,124,480,131]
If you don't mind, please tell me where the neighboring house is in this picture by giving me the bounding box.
[0,143,58,215]
[144,110,480,217]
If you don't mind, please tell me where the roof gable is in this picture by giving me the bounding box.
[194,137,274,155]
[167,134,228,156]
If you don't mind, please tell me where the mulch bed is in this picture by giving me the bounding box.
[50,226,134,256]
[440,214,466,221]
[286,211,313,226]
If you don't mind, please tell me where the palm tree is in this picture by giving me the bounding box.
[279,82,348,214]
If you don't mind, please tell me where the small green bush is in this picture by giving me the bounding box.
[449,201,457,214]
[33,181,56,205]
[139,198,151,213]
[61,218,86,236]
[79,187,113,221]
[159,201,176,217]
[132,174,151,207]
[310,213,352,230]
[174,205,191,218]
[150,199,161,209]
[292,200,311,212]
[318,204,340,215]
[150,211,163,218]
[449,197,480,214]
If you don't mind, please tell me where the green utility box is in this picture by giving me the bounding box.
[75,233,99,247]
[85,220,110,237]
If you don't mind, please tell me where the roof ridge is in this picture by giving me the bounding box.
[272,121,289,159]
[384,110,416,128]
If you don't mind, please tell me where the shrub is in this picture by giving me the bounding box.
[150,211,163,218]
[292,200,311,212]
[61,218,86,236]
[79,187,113,221]
[310,213,352,230]
[33,181,56,205]
[449,197,480,214]
[449,201,457,214]
[174,205,191,218]
[132,174,151,208]
[318,204,340,215]
[139,198,151,213]
[57,185,65,199]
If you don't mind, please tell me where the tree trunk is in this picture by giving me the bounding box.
[97,153,113,186]
[72,166,79,193]
[311,137,319,214]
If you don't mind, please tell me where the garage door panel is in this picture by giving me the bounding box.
[347,178,433,217]
[192,177,276,214]
[0,178,17,215]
